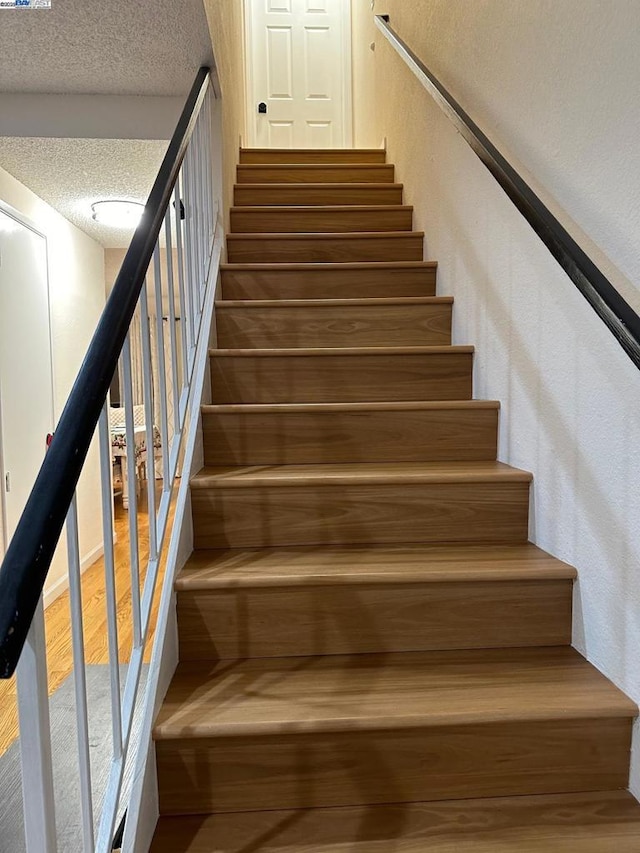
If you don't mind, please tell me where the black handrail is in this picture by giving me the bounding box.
[375,15,640,369]
[0,66,211,678]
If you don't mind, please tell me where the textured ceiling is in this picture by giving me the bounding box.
[0,137,169,247]
[0,0,214,248]
[0,0,214,96]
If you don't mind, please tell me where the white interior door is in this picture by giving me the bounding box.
[245,0,352,148]
[0,206,54,554]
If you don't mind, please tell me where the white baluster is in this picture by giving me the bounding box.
[66,493,95,852]
[16,597,57,852]
[98,404,123,760]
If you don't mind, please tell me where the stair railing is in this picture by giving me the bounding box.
[375,15,640,370]
[0,66,221,851]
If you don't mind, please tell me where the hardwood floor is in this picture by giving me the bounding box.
[0,484,167,756]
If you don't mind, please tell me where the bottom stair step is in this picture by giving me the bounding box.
[151,790,640,852]
[153,647,635,815]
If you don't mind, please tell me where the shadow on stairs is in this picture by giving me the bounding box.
[149,147,640,852]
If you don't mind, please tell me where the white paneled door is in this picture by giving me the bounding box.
[245,0,352,148]
[0,206,54,554]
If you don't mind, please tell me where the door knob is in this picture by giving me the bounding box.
[258,102,267,114]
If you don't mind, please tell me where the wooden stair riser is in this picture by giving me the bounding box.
[202,404,498,465]
[239,148,387,164]
[215,301,452,349]
[191,480,530,549]
[237,164,395,183]
[226,233,424,264]
[210,350,473,404]
[156,717,632,815]
[234,183,404,206]
[177,578,573,660]
[151,791,640,853]
[230,206,414,234]
[221,263,437,300]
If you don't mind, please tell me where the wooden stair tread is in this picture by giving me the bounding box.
[221,261,436,270]
[215,296,452,347]
[227,230,424,240]
[201,401,499,464]
[238,163,388,169]
[177,542,576,588]
[230,207,415,234]
[216,296,453,308]
[177,543,573,660]
[226,233,425,263]
[233,181,404,208]
[220,262,437,299]
[234,181,403,189]
[209,345,473,356]
[239,148,387,164]
[153,646,636,739]
[236,163,395,176]
[236,165,396,184]
[230,204,413,213]
[201,400,499,412]
[190,460,532,489]
[234,183,405,206]
[151,791,640,852]
[210,348,473,405]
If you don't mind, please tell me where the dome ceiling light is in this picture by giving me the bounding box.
[91,200,144,228]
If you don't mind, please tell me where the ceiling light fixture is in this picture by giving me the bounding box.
[91,199,145,227]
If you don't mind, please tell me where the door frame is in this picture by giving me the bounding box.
[0,199,55,556]
[243,0,353,148]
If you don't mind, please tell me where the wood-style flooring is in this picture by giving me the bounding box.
[152,791,640,852]
[150,146,640,849]
[0,485,166,756]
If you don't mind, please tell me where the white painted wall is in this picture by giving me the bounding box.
[0,165,105,603]
[353,0,640,794]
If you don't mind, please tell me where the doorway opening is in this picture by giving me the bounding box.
[0,203,54,559]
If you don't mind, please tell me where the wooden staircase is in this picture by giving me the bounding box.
[150,148,640,850]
